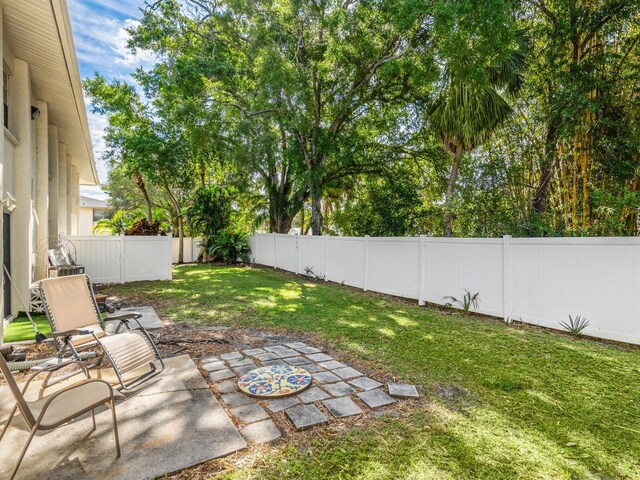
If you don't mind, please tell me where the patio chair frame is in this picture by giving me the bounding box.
[39,275,164,390]
[0,357,120,480]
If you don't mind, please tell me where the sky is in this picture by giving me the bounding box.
[67,0,154,200]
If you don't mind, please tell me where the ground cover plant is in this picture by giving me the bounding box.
[105,265,640,479]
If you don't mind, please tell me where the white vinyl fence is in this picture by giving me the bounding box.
[248,233,640,346]
[66,235,173,283]
[172,237,201,263]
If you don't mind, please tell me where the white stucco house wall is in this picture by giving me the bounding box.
[1,0,98,337]
[79,195,108,235]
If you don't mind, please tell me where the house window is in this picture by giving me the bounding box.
[93,209,107,222]
[3,68,8,129]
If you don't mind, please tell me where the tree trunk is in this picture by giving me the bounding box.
[164,183,183,263]
[443,146,463,237]
[310,182,323,235]
[132,171,153,221]
[300,203,305,235]
[532,120,559,214]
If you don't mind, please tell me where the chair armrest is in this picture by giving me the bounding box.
[22,360,91,393]
[105,312,142,322]
[47,329,91,338]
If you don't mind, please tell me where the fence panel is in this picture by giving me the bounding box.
[123,236,172,282]
[275,234,298,273]
[66,235,172,283]
[326,237,365,288]
[368,237,420,298]
[422,238,505,318]
[67,236,122,283]
[172,237,200,263]
[298,236,328,278]
[511,237,640,344]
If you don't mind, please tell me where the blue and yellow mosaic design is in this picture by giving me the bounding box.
[238,365,312,398]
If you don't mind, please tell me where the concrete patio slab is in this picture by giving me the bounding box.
[323,381,356,397]
[113,306,164,330]
[0,355,246,480]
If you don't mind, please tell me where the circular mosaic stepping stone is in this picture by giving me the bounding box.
[238,365,312,398]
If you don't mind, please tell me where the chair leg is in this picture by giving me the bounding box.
[90,409,96,433]
[0,404,17,442]
[11,426,37,480]
[110,399,120,458]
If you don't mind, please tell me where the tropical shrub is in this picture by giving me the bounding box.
[125,218,166,236]
[209,230,250,264]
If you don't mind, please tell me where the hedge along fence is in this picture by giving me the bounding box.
[248,233,640,346]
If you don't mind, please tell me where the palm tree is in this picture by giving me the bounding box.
[93,210,131,235]
[430,31,528,236]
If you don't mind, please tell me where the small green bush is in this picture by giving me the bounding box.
[209,230,250,264]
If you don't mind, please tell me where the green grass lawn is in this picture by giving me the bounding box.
[3,315,51,343]
[105,265,640,479]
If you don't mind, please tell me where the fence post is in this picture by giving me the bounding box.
[325,235,330,281]
[418,235,426,306]
[502,235,512,323]
[167,234,173,279]
[273,234,277,269]
[295,235,301,275]
[119,233,126,284]
[363,235,370,291]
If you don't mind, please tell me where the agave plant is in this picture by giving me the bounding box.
[559,315,590,335]
[443,289,480,313]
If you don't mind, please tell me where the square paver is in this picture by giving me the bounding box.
[266,396,300,413]
[202,361,226,372]
[349,376,383,391]
[265,346,299,358]
[286,356,312,366]
[243,348,267,356]
[333,367,363,380]
[388,383,420,398]
[297,386,331,404]
[228,357,255,367]
[220,352,244,361]
[323,381,356,397]
[285,405,329,430]
[200,355,218,363]
[295,346,322,355]
[234,364,257,375]
[303,364,325,373]
[255,352,280,362]
[285,342,308,349]
[322,397,363,418]
[262,359,287,367]
[357,389,395,408]
[221,392,256,408]
[312,371,341,384]
[306,353,333,362]
[241,419,282,444]
[318,360,346,370]
[209,369,235,382]
[215,379,238,394]
[230,403,269,423]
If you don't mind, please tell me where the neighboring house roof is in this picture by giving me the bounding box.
[80,195,108,209]
[3,0,98,185]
